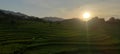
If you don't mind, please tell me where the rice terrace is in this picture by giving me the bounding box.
[0,0,120,54]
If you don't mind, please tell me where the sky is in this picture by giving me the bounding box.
[0,0,120,19]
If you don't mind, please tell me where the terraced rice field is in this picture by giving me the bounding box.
[0,22,120,54]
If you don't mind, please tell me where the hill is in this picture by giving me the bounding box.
[0,9,120,54]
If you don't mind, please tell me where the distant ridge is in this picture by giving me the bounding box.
[0,9,65,22]
[42,17,64,22]
[0,9,27,17]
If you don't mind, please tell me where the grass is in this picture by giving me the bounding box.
[0,21,120,54]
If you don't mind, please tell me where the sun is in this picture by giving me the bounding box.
[83,12,91,21]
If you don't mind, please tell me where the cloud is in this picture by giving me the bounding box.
[21,0,120,18]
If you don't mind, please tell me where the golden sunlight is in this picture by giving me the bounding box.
[83,12,91,21]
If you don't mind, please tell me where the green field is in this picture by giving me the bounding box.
[0,10,120,54]
[0,18,120,54]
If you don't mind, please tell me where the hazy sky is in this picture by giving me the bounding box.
[0,0,120,19]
